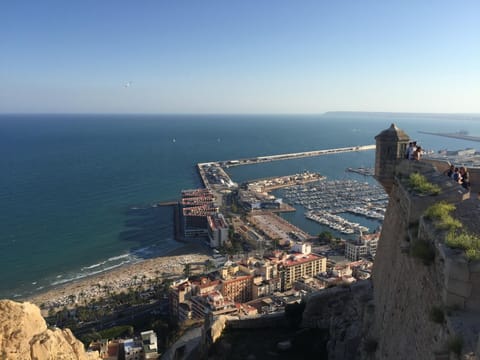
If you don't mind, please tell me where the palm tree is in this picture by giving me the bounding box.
[203,260,215,274]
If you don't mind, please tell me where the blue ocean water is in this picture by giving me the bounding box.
[1,114,479,298]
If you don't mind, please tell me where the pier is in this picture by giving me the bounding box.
[197,144,376,189]
[418,131,480,143]
[217,144,376,168]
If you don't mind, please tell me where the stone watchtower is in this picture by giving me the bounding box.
[374,123,410,194]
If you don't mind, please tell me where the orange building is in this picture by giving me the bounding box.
[221,274,253,303]
[280,253,326,291]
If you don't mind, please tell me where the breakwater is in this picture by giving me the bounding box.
[218,145,376,167]
[418,130,480,142]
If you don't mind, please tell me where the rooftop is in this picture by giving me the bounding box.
[375,123,410,141]
[283,253,324,267]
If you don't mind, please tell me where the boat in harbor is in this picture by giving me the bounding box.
[305,210,369,234]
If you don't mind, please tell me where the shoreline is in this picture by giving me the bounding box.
[24,242,211,314]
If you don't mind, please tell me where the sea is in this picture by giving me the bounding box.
[1,113,480,299]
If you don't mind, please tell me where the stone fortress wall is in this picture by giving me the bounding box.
[371,124,480,359]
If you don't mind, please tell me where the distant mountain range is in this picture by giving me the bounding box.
[322,111,480,120]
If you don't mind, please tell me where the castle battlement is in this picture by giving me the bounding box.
[373,124,480,359]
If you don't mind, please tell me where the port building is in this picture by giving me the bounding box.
[180,189,218,239]
[207,213,229,248]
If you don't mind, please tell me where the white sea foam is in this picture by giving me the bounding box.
[50,257,136,286]
[107,254,130,262]
[38,246,151,292]
[51,274,87,286]
[81,261,106,270]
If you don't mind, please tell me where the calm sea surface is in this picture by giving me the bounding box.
[1,114,479,298]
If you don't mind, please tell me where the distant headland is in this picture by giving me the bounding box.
[322,111,480,120]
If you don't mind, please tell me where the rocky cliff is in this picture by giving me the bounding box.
[0,300,100,360]
[368,183,449,359]
[301,158,480,359]
[368,161,480,360]
[301,281,374,359]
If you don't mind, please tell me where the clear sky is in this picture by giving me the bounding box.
[1,0,479,114]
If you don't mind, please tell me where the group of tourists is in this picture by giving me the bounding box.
[406,141,472,190]
[405,141,423,161]
[444,164,471,190]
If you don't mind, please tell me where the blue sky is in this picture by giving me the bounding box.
[1,0,479,114]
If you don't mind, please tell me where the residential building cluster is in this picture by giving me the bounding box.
[169,243,327,323]
[317,259,373,288]
[88,330,158,360]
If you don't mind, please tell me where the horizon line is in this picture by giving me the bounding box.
[1,111,480,117]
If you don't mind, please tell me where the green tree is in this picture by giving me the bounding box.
[228,226,235,240]
[204,260,215,273]
[318,231,333,243]
[183,263,191,278]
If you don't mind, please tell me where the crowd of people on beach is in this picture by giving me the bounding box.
[30,253,208,312]
[444,164,471,190]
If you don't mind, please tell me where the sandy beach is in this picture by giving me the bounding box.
[25,242,211,314]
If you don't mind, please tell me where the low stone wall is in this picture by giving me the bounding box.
[417,212,480,312]
[393,159,470,228]
[423,158,480,194]
[409,199,480,358]
[227,312,287,329]
[203,312,288,350]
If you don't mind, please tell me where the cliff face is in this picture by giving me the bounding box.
[0,300,100,360]
[302,281,374,360]
[369,186,448,359]
[300,187,448,359]
[369,154,480,359]
[301,157,480,359]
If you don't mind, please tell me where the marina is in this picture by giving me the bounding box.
[278,179,387,234]
[346,167,375,176]
[305,210,369,234]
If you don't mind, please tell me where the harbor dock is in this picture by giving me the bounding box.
[197,144,376,190]
[219,144,376,168]
[418,131,480,143]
